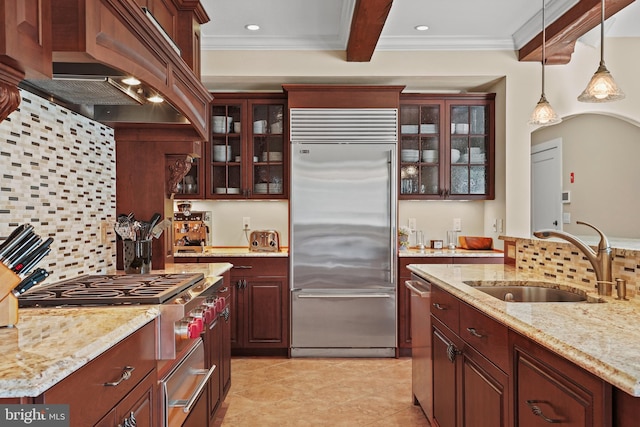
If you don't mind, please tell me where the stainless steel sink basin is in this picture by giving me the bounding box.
[463,281,590,303]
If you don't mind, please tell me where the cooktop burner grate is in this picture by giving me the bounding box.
[18,273,205,307]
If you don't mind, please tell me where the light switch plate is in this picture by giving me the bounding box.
[563,212,571,224]
[453,218,462,231]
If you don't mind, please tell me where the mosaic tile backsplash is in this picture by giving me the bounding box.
[0,90,116,283]
[516,238,639,295]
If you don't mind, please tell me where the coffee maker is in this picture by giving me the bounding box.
[173,210,211,253]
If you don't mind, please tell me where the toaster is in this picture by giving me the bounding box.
[249,230,280,252]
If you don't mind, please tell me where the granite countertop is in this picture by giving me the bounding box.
[174,247,289,258]
[0,306,159,398]
[399,247,503,258]
[407,263,640,396]
[0,262,233,398]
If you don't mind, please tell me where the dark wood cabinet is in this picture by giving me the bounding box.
[208,95,287,199]
[399,94,495,200]
[198,257,289,356]
[512,331,611,427]
[95,371,156,427]
[431,293,509,427]
[398,255,503,356]
[43,321,157,427]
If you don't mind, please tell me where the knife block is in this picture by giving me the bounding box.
[0,264,21,327]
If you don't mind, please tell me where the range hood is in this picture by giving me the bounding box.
[20,63,188,125]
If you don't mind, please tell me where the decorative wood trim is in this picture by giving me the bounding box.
[0,64,24,122]
[346,0,393,62]
[283,84,405,109]
[518,0,634,64]
[166,155,193,197]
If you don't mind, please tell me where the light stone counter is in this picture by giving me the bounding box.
[399,247,503,258]
[174,247,288,258]
[0,262,233,399]
[0,306,159,398]
[407,263,640,396]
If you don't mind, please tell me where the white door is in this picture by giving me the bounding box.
[531,139,562,232]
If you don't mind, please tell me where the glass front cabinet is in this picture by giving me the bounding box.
[399,94,495,200]
[208,95,287,199]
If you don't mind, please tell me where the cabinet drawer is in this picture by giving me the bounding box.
[459,302,509,372]
[229,257,288,277]
[44,321,156,426]
[431,284,460,334]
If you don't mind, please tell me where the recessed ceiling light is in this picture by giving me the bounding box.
[414,25,429,31]
[245,24,260,31]
[122,76,141,86]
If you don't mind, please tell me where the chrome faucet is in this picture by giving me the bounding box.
[533,221,613,286]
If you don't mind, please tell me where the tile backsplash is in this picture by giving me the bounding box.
[0,90,116,283]
[515,237,639,295]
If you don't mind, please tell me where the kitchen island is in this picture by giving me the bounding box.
[408,263,640,426]
[0,263,232,399]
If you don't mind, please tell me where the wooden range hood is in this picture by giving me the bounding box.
[1,0,212,140]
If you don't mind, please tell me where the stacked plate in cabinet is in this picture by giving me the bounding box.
[401,149,419,162]
[261,152,282,162]
[213,145,232,162]
[213,116,233,134]
[254,183,282,194]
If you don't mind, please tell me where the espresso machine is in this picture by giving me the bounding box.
[173,209,211,253]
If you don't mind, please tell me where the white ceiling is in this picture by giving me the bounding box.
[199,0,640,52]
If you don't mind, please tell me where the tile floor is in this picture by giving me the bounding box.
[212,357,431,426]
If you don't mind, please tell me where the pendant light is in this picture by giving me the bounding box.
[577,0,625,102]
[529,0,562,125]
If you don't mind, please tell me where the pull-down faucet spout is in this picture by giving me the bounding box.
[533,221,612,285]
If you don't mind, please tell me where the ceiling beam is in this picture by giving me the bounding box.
[519,0,634,64]
[346,0,393,62]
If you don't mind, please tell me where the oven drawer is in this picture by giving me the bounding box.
[43,321,156,426]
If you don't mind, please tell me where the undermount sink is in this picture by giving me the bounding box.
[463,281,592,303]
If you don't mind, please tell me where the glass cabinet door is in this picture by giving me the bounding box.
[449,104,489,196]
[210,103,243,196]
[251,102,285,197]
[400,103,442,196]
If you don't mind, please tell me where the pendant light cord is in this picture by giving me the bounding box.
[541,0,546,96]
[599,0,605,66]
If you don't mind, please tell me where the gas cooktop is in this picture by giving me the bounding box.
[18,273,205,307]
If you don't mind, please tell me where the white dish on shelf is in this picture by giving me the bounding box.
[215,187,241,194]
[421,149,438,162]
[401,149,419,162]
[420,124,437,133]
[254,183,283,194]
[451,149,461,163]
[401,124,419,134]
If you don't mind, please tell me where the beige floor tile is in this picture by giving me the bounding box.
[217,356,431,427]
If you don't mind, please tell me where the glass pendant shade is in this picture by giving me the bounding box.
[529,94,562,125]
[578,0,625,102]
[577,62,625,102]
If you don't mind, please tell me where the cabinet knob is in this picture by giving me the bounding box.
[526,400,563,423]
[446,343,461,363]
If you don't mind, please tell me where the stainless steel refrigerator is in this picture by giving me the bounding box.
[289,108,398,357]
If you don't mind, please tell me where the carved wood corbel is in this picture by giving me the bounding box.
[166,155,193,197]
[0,64,24,123]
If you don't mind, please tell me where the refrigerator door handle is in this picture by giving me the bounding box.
[297,293,393,299]
[388,149,396,285]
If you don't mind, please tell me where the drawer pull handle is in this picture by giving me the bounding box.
[433,303,446,310]
[104,366,135,387]
[466,327,484,338]
[526,400,563,423]
[234,265,253,269]
[218,287,229,293]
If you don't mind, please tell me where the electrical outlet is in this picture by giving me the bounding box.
[453,218,462,232]
[242,217,251,230]
[408,218,417,232]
